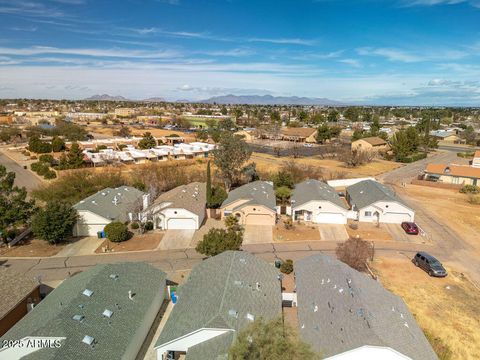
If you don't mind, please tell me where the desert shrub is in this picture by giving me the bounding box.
[456,152,474,158]
[130,222,140,230]
[43,170,57,180]
[280,259,294,274]
[145,221,154,231]
[39,154,54,165]
[277,159,324,184]
[460,185,480,194]
[336,237,374,272]
[284,217,293,229]
[104,222,129,242]
[340,149,376,167]
[31,162,50,176]
[467,194,480,205]
[196,228,243,256]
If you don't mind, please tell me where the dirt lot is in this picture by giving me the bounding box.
[251,152,402,178]
[273,220,321,242]
[373,256,480,359]
[87,125,196,141]
[345,221,393,241]
[95,232,162,253]
[0,238,67,257]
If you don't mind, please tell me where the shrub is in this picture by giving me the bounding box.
[395,152,427,163]
[31,201,77,244]
[467,194,480,205]
[460,185,480,194]
[284,217,293,229]
[43,170,57,180]
[39,154,54,165]
[31,162,50,176]
[130,222,140,230]
[104,222,129,242]
[145,221,154,231]
[196,228,243,256]
[275,186,292,204]
[336,237,374,272]
[280,259,294,274]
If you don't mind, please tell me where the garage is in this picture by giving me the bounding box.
[315,212,347,225]
[245,214,274,226]
[74,223,107,237]
[380,212,413,224]
[167,218,197,230]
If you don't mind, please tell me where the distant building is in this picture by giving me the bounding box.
[295,254,437,360]
[73,186,147,237]
[424,163,480,186]
[115,108,136,117]
[280,127,318,143]
[154,251,282,360]
[472,150,480,168]
[0,263,167,360]
[429,130,463,144]
[0,269,41,336]
[351,136,390,153]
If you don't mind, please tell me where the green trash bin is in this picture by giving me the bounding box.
[97,231,103,239]
[274,259,282,269]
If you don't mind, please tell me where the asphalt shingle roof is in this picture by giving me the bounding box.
[73,186,145,222]
[185,331,233,360]
[346,180,408,210]
[0,269,39,321]
[221,181,276,211]
[294,255,438,360]
[155,251,282,354]
[1,263,166,360]
[292,180,347,209]
[149,182,206,222]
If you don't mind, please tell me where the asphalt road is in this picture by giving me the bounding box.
[0,150,42,192]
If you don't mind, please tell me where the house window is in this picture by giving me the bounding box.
[364,211,372,217]
[453,177,460,185]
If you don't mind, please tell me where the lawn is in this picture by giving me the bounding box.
[373,256,480,359]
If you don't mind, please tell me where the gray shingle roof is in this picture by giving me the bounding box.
[0,268,39,321]
[346,180,409,210]
[294,255,438,360]
[155,251,282,352]
[1,263,166,360]
[185,331,233,360]
[292,180,347,210]
[73,186,145,222]
[149,182,206,222]
[221,181,276,211]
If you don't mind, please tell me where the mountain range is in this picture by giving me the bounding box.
[84,94,130,101]
[199,94,344,105]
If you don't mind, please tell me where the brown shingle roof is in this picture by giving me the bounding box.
[0,269,39,320]
[151,182,206,219]
[280,127,317,138]
[358,136,388,146]
[425,163,480,179]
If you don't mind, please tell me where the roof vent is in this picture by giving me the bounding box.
[239,258,246,264]
[73,315,85,322]
[82,335,95,346]
[228,309,238,318]
[102,309,113,318]
[246,313,255,321]
[109,274,119,280]
[82,289,94,297]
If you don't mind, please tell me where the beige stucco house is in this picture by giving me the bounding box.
[280,127,318,143]
[424,163,480,186]
[351,136,390,153]
[220,181,277,225]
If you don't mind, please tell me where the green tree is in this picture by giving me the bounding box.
[28,135,52,154]
[220,106,228,115]
[138,132,157,149]
[344,107,360,122]
[0,166,36,243]
[195,228,243,256]
[206,161,213,205]
[327,110,339,122]
[208,186,227,209]
[273,170,294,189]
[51,136,65,152]
[116,126,131,138]
[213,132,252,191]
[104,221,129,242]
[229,318,320,360]
[31,201,77,244]
[275,186,292,205]
[59,142,84,169]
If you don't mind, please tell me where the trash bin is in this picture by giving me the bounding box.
[97,231,102,239]
[274,259,282,269]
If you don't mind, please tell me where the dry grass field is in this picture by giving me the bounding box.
[251,152,402,179]
[87,124,196,141]
[373,256,480,359]
[273,220,321,242]
[345,221,393,241]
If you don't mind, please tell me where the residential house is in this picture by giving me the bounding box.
[0,270,41,336]
[351,136,390,153]
[73,186,147,237]
[0,263,167,360]
[471,150,480,168]
[220,181,277,225]
[291,180,348,224]
[429,130,463,144]
[280,127,318,143]
[295,255,437,360]
[143,182,206,230]
[154,251,282,360]
[346,180,414,223]
[423,163,480,186]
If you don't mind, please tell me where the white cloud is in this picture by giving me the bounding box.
[339,58,362,68]
[402,0,480,8]
[356,47,468,62]
[248,38,317,46]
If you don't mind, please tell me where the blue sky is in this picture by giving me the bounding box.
[0,0,480,105]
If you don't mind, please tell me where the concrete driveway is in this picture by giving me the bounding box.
[158,230,195,250]
[318,224,349,242]
[243,225,273,244]
[384,223,429,244]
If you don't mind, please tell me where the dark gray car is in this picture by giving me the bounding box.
[412,252,447,277]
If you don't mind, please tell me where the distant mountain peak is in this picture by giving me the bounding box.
[199,94,345,105]
[142,97,166,102]
[84,94,130,101]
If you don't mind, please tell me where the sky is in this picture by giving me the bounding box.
[0,0,480,105]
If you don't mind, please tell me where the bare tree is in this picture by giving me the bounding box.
[339,149,375,168]
[336,237,375,272]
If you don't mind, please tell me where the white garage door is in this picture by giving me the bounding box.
[167,218,197,230]
[315,213,346,224]
[381,212,412,224]
[74,223,106,237]
[245,214,274,226]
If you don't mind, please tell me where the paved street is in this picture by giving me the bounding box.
[0,150,42,192]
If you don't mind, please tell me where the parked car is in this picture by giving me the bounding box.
[412,252,447,277]
[401,221,419,235]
